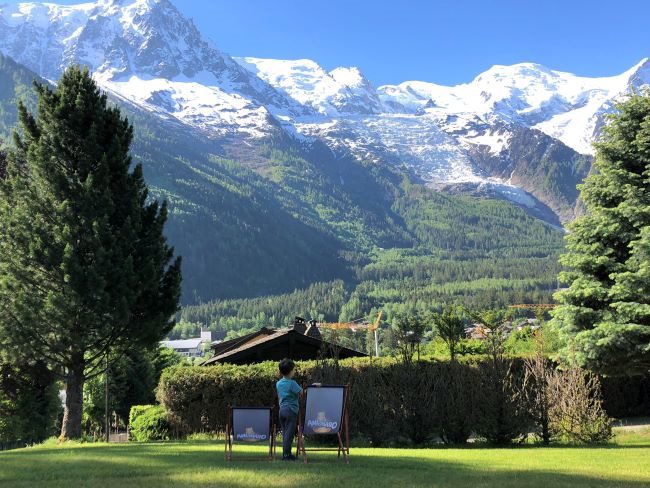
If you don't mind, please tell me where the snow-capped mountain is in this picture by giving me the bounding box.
[236,57,383,117]
[379,59,650,155]
[236,58,648,221]
[0,0,305,138]
[0,0,647,223]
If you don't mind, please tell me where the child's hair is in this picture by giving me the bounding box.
[279,358,295,376]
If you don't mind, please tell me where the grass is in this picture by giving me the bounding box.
[1,429,649,488]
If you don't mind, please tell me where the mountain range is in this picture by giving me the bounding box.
[0,0,647,307]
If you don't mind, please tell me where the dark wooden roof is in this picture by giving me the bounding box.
[203,328,366,365]
[209,327,276,357]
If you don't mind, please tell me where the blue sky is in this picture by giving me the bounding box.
[7,0,650,86]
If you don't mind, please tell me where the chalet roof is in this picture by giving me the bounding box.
[209,327,276,357]
[203,327,366,365]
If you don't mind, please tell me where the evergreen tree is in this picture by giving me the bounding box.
[0,67,182,439]
[431,306,466,361]
[552,93,650,375]
[393,313,427,363]
[0,145,6,179]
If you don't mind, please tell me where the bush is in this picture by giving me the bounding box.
[156,356,625,446]
[129,405,155,426]
[0,361,60,446]
[600,374,650,418]
[129,405,171,442]
[438,361,480,444]
[474,359,530,444]
[548,367,613,444]
[159,357,500,445]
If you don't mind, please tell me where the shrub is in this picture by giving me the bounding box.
[471,310,531,444]
[129,405,171,442]
[159,357,497,445]
[548,367,613,444]
[129,405,155,427]
[0,361,60,446]
[474,359,530,444]
[600,374,650,418]
[522,352,553,444]
[157,355,628,446]
[438,361,480,444]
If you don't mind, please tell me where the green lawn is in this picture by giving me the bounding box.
[1,429,649,488]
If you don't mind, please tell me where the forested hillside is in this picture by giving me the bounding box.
[180,183,564,337]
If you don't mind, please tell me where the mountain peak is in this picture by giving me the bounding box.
[236,57,382,116]
[0,0,225,81]
[475,62,555,81]
[625,57,650,87]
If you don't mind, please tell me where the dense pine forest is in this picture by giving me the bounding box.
[179,183,563,339]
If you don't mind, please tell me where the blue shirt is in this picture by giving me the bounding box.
[276,377,301,414]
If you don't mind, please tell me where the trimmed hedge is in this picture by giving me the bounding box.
[157,357,648,446]
[601,375,650,418]
[158,357,533,445]
[129,405,171,442]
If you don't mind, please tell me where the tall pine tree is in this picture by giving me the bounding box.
[0,67,181,439]
[552,92,650,375]
[0,145,6,179]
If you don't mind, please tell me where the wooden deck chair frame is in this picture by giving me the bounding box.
[225,406,276,461]
[296,384,350,464]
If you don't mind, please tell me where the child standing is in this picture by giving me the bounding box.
[276,358,302,461]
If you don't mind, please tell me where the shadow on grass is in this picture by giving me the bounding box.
[0,442,648,488]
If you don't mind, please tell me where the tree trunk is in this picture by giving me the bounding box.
[60,366,85,440]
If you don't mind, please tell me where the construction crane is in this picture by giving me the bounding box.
[508,304,555,310]
[317,311,383,357]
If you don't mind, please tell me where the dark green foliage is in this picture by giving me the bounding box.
[553,93,650,375]
[474,359,530,444]
[128,405,171,442]
[0,360,60,445]
[83,346,182,436]
[469,310,530,444]
[0,145,6,179]
[158,357,621,446]
[178,281,349,338]
[438,361,480,444]
[600,374,650,417]
[393,313,427,363]
[157,358,481,445]
[0,66,181,438]
[175,187,565,339]
[431,306,467,361]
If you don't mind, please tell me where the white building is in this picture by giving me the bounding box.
[161,329,214,358]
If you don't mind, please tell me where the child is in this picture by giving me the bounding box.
[276,358,301,461]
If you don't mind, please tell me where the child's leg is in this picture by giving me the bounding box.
[279,407,296,458]
[279,407,289,458]
[284,411,298,457]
